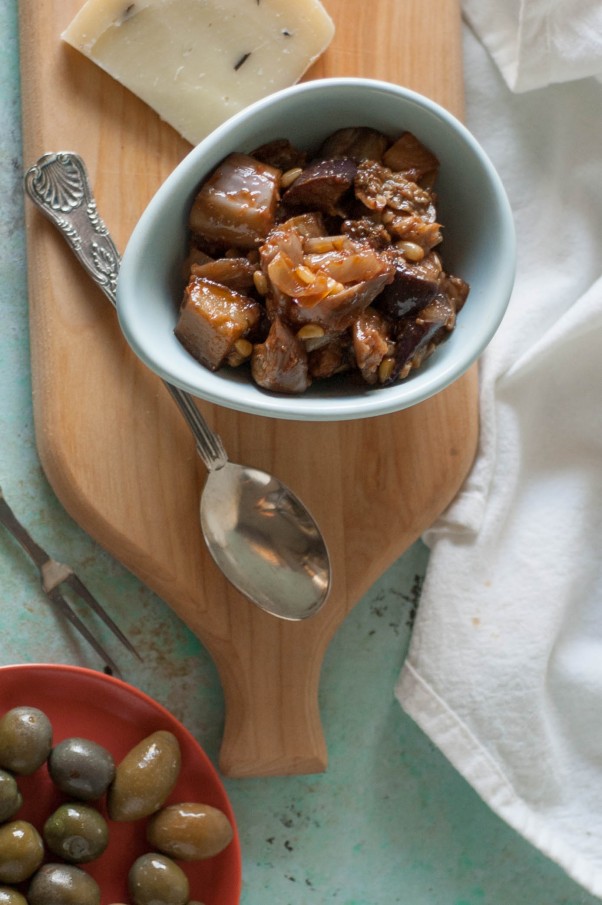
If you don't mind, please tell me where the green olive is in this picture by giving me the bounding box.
[28,863,100,905]
[147,802,233,860]
[108,730,181,821]
[128,853,189,905]
[0,820,44,883]
[0,887,29,905]
[48,737,115,800]
[43,802,109,863]
[0,770,22,822]
[0,707,52,775]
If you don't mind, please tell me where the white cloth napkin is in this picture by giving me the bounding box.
[396,3,602,898]
[462,0,602,91]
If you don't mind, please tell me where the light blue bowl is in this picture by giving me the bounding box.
[117,78,515,422]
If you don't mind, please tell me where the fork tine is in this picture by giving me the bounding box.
[46,586,123,679]
[0,484,136,675]
[64,572,143,661]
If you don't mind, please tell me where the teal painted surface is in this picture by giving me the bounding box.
[0,1,599,902]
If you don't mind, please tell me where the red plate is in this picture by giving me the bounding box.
[0,663,241,904]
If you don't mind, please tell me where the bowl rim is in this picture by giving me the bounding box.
[117,76,516,422]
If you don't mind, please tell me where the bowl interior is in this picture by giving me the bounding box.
[117,79,515,421]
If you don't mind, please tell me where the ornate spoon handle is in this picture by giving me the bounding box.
[24,151,227,471]
[24,152,120,306]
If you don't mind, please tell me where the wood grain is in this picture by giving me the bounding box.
[19,0,477,777]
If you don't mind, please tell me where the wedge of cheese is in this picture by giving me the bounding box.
[62,0,335,145]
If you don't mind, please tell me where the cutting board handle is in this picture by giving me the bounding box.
[213,615,329,777]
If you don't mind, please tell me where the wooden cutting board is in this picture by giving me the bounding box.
[19,0,477,777]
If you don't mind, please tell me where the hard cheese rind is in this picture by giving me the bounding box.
[62,0,335,145]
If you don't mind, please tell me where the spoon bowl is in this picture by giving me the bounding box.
[24,152,331,621]
[201,463,330,620]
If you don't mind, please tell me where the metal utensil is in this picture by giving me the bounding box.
[0,483,140,677]
[24,152,331,621]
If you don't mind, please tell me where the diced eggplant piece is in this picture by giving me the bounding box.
[382,131,439,184]
[386,213,442,250]
[282,158,357,217]
[319,127,390,163]
[189,153,281,250]
[440,272,470,314]
[388,319,435,382]
[175,276,261,371]
[251,318,310,394]
[264,285,291,324]
[281,212,327,240]
[385,291,456,384]
[352,307,391,384]
[421,291,457,327]
[377,252,442,318]
[184,246,213,269]
[354,160,434,217]
[251,139,307,172]
[191,257,257,291]
[341,217,392,250]
[308,336,351,379]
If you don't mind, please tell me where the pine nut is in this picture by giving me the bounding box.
[253,270,268,295]
[378,356,395,384]
[396,241,425,261]
[296,324,325,341]
[281,167,303,189]
[234,338,253,358]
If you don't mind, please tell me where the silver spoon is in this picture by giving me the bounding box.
[24,152,331,621]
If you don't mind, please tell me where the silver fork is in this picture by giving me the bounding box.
[0,483,141,678]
